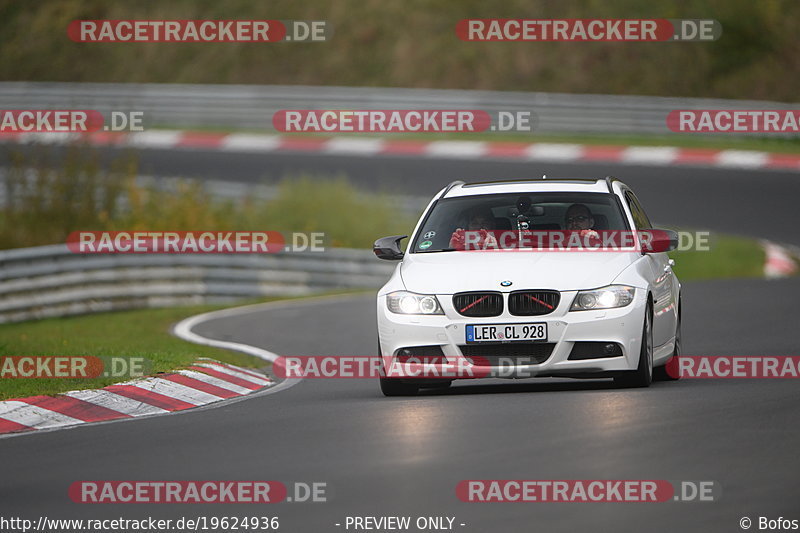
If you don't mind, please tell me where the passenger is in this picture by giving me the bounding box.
[450,208,498,249]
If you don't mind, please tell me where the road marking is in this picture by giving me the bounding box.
[176,369,255,395]
[65,389,168,417]
[526,143,584,161]
[324,137,384,155]
[191,364,270,388]
[2,130,795,172]
[19,395,132,422]
[131,377,224,405]
[221,134,282,152]
[716,150,769,168]
[426,141,488,158]
[621,146,679,164]
[0,401,84,429]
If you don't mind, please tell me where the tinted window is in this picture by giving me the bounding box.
[412,192,630,252]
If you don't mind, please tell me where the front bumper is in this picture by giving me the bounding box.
[377,289,648,379]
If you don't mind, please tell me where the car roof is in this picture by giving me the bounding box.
[442,178,624,198]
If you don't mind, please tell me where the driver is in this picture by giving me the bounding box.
[564,203,599,239]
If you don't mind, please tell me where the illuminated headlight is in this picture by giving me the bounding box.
[570,285,635,311]
[387,291,444,315]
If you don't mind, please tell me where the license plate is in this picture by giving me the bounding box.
[465,323,547,343]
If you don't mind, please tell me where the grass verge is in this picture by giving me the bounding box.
[669,233,767,281]
[0,296,322,401]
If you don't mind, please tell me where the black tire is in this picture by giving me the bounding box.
[654,303,681,382]
[614,303,653,388]
[378,343,419,397]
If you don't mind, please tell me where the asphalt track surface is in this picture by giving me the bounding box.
[1,145,799,532]
[2,282,799,532]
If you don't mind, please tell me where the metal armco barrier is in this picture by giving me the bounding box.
[0,82,797,136]
[0,244,394,324]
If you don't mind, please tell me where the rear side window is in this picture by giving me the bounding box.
[624,191,652,229]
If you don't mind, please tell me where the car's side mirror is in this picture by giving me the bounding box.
[640,229,679,253]
[373,235,408,260]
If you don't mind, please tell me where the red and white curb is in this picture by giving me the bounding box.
[0,298,318,438]
[762,241,799,279]
[1,130,799,171]
[0,359,274,436]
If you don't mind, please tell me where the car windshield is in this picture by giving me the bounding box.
[411,191,630,253]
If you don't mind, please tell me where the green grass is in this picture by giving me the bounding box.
[0,301,276,401]
[669,234,768,281]
[0,290,370,400]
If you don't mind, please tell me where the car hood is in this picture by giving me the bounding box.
[400,251,638,293]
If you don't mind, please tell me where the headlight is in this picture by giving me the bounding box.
[387,291,444,315]
[570,285,635,311]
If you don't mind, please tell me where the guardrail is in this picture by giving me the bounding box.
[0,245,394,324]
[0,82,796,136]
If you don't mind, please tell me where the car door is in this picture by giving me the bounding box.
[624,190,676,348]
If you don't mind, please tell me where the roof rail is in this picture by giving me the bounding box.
[604,176,616,193]
[462,178,600,188]
[440,180,465,198]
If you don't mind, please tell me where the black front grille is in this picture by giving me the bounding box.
[508,290,560,316]
[459,343,555,366]
[453,292,503,317]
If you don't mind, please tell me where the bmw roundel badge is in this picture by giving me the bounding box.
[500,280,513,287]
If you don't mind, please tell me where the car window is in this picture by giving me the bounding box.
[411,192,630,252]
[624,191,653,229]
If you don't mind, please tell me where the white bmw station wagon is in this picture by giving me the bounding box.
[374,178,681,396]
